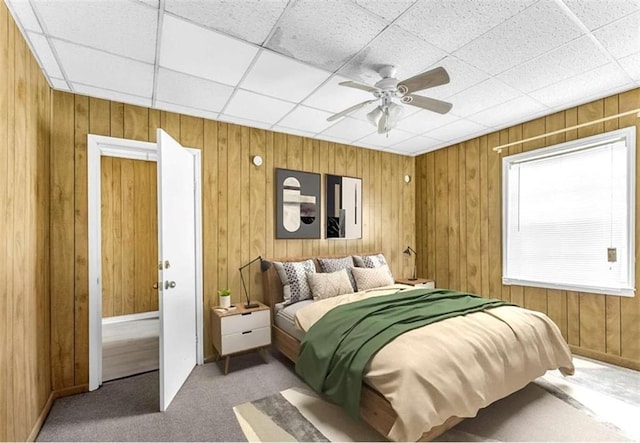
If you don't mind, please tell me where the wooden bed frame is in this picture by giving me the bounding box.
[261,253,463,441]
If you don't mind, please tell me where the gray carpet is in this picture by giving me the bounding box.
[38,351,638,442]
[37,351,305,441]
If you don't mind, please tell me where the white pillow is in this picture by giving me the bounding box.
[353,253,388,268]
[307,269,354,300]
[351,264,394,291]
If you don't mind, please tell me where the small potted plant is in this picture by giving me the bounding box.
[217,288,232,308]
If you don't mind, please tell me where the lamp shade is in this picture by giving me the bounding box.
[367,106,383,127]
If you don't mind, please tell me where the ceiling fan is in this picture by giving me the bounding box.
[327,65,453,134]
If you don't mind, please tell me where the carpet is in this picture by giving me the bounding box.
[233,381,629,442]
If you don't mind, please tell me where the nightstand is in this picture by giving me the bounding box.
[211,302,271,374]
[395,277,435,288]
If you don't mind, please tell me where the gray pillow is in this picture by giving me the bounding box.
[273,259,316,304]
[353,253,388,268]
[317,256,356,291]
[307,269,354,300]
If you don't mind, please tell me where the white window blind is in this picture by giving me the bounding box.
[502,126,635,296]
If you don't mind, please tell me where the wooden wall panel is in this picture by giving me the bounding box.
[48,92,416,387]
[100,157,158,318]
[416,89,640,370]
[0,3,51,439]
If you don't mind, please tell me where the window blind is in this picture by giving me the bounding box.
[502,127,635,296]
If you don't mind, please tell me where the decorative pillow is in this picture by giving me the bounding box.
[353,253,388,268]
[351,264,394,291]
[273,259,316,304]
[317,256,357,291]
[307,269,354,300]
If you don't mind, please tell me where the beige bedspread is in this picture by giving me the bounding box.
[294,285,575,442]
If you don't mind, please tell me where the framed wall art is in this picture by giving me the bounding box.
[275,168,321,239]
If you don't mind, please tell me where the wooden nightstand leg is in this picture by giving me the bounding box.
[224,356,230,375]
[259,348,269,364]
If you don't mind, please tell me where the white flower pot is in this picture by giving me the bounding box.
[219,295,231,308]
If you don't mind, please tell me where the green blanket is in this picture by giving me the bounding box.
[295,288,511,420]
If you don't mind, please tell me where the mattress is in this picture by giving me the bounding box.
[274,300,313,341]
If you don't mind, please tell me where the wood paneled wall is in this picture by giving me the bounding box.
[101,157,158,318]
[0,4,52,441]
[415,89,640,369]
[49,94,415,389]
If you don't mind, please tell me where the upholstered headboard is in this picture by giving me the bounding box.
[261,252,383,310]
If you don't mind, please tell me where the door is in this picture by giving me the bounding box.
[157,129,197,411]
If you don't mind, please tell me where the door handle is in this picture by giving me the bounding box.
[165,281,177,289]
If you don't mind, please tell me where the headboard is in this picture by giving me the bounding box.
[261,252,383,310]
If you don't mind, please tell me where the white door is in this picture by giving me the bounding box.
[157,129,197,411]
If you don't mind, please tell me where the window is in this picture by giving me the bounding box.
[502,126,635,296]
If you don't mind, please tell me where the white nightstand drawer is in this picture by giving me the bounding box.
[415,281,435,289]
[221,326,271,355]
[221,309,270,335]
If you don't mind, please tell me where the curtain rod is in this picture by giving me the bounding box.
[492,108,640,153]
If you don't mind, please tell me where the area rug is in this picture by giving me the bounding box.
[233,380,629,442]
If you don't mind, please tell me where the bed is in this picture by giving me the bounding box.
[262,253,574,442]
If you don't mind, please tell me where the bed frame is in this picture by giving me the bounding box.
[261,253,463,441]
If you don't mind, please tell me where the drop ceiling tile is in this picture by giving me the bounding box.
[338,25,446,85]
[395,109,459,135]
[265,0,388,72]
[425,119,488,142]
[276,106,335,134]
[155,100,219,122]
[49,77,70,91]
[447,78,522,117]
[418,57,490,100]
[224,90,296,125]
[33,0,157,63]
[357,128,415,148]
[497,36,610,93]
[165,0,288,45]
[389,135,444,155]
[6,1,42,32]
[396,0,536,52]
[302,75,375,114]
[320,117,376,141]
[271,126,317,139]
[240,50,331,102]
[27,32,63,79]
[54,39,154,97]
[354,0,415,21]
[529,63,631,108]
[217,114,272,130]
[563,0,640,30]
[156,68,234,113]
[593,11,640,59]
[71,83,152,108]
[453,0,584,75]
[467,95,549,128]
[315,133,352,145]
[160,14,259,86]
[618,51,640,81]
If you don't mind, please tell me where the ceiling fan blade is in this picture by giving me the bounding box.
[397,67,450,94]
[327,99,377,122]
[339,80,380,94]
[402,94,452,114]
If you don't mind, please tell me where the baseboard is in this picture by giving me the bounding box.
[570,346,640,371]
[27,384,89,442]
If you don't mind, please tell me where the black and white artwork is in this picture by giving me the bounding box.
[276,168,321,239]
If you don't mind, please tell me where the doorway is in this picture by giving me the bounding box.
[87,134,204,399]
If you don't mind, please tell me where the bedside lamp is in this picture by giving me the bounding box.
[239,256,271,309]
[402,246,417,281]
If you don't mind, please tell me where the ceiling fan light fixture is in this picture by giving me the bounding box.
[367,106,384,127]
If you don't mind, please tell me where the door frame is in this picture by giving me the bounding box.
[87,134,204,391]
